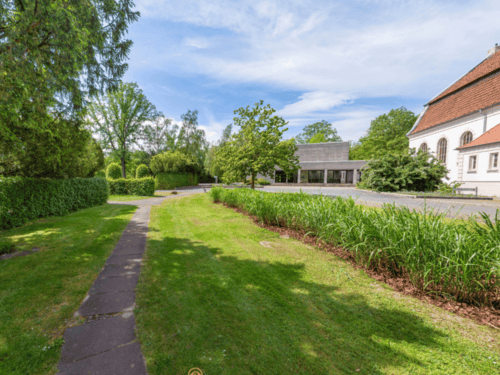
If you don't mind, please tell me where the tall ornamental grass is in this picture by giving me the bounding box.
[210,187,500,305]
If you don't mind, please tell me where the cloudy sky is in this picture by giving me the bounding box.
[123,0,500,143]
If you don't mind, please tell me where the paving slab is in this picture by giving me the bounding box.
[106,254,143,265]
[78,291,136,316]
[89,275,139,294]
[98,264,141,279]
[111,237,147,256]
[60,315,136,364]
[58,342,147,375]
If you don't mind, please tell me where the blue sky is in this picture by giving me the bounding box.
[123,0,500,143]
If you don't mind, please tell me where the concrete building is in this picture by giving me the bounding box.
[407,44,500,197]
[258,141,367,186]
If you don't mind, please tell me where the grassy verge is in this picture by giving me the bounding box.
[108,192,173,201]
[136,194,500,374]
[0,204,136,375]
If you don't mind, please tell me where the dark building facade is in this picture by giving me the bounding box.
[258,141,367,185]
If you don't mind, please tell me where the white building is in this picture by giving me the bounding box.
[408,45,500,197]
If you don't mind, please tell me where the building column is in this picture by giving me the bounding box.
[353,169,358,185]
[340,171,346,184]
[298,169,301,184]
[324,169,328,184]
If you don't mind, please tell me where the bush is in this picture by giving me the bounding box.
[136,164,150,179]
[150,151,198,174]
[155,173,197,190]
[107,178,155,196]
[437,181,462,195]
[256,178,271,186]
[95,170,106,178]
[210,187,500,305]
[358,149,447,192]
[106,163,122,180]
[0,177,108,230]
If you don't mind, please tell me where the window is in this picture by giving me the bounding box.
[460,131,473,146]
[275,171,286,183]
[468,155,477,171]
[437,138,447,164]
[419,143,428,152]
[300,170,308,183]
[490,153,499,170]
[327,170,341,183]
[308,170,324,183]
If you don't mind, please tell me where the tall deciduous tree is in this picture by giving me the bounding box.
[88,82,156,178]
[350,107,418,160]
[177,110,208,166]
[295,120,342,144]
[216,101,299,189]
[0,0,139,156]
[140,114,179,157]
[205,124,232,179]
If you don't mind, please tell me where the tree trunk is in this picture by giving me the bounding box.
[120,157,126,179]
[251,173,256,190]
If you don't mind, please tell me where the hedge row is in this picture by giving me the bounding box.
[155,173,197,190]
[0,177,108,230]
[108,178,155,196]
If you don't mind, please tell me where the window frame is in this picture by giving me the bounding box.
[467,155,477,172]
[460,131,473,147]
[437,138,447,164]
[489,152,499,171]
[419,142,428,152]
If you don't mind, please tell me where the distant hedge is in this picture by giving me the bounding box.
[0,177,108,230]
[108,178,155,196]
[155,173,197,190]
[136,164,150,179]
[106,163,122,179]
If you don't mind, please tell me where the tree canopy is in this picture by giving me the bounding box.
[216,101,299,189]
[205,124,232,180]
[177,110,208,167]
[150,151,198,175]
[350,107,418,160]
[88,82,156,178]
[0,0,139,157]
[295,120,342,144]
[139,114,178,157]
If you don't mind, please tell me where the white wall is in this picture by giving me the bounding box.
[458,144,500,196]
[408,105,500,184]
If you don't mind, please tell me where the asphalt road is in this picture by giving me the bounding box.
[261,186,500,220]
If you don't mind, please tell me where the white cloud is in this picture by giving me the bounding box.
[184,37,211,49]
[277,91,353,117]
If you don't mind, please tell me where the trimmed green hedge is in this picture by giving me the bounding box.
[136,164,150,179]
[0,177,108,230]
[107,178,155,196]
[106,163,122,179]
[155,173,197,190]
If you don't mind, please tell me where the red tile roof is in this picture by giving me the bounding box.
[457,123,500,149]
[410,50,500,135]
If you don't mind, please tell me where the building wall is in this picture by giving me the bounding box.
[408,104,500,183]
[295,142,350,162]
[458,144,500,196]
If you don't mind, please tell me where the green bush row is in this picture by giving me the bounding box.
[0,177,108,230]
[107,178,155,196]
[210,187,500,305]
[155,173,197,190]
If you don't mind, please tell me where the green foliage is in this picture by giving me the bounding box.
[358,149,447,192]
[215,100,299,188]
[95,170,106,178]
[106,163,122,180]
[0,177,108,230]
[205,124,232,180]
[1,0,139,155]
[437,181,463,195]
[107,178,155,196]
[88,82,157,178]
[296,120,342,144]
[150,151,198,175]
[136,164,151,179]
[210,187,500,305]
[154,173,197,190]
[177,110,209,167]
[350,107,418,160]
[140,114,179,156]
[0,121,97,178]
[256,178,271,185]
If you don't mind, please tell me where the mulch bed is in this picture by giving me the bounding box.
[218,202,500,330]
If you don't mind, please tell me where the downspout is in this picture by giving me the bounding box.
[480,109,487,134]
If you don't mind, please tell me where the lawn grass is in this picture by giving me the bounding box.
[135,194,500,374]
[108,192,173,201]
[0,204,136,375]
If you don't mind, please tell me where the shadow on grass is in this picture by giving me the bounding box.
[137,235,447,375]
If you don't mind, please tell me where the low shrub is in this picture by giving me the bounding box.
[106,163,122,180]
[209,187,500,306]
[95,170,106,178]
[0,177,108,230]
[256,178,271,186]
[136,164,150,179]
[107,178,155,196]
[155,173,197,190]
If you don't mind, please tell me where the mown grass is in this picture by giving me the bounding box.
[211,187,500,306]
[108,192,173,201]
[135,193,500,374]
[0,204,136,375]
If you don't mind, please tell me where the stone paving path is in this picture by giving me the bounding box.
[57,189,206,374]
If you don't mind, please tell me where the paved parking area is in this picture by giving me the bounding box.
[262,186,500,220]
